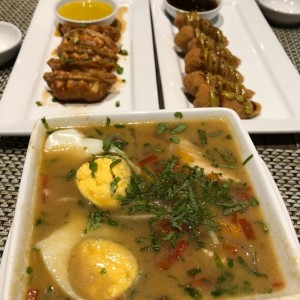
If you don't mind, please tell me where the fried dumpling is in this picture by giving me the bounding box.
[43,70,117,103]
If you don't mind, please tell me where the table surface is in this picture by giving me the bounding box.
[0,0,300,264]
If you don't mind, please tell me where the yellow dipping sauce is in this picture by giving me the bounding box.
[58,1,114,21]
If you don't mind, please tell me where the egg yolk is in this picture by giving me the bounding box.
[68,238,138,299]
[76,156,131,209]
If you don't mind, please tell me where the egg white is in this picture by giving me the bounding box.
[36,215,86,299]
[170,139,239,181]
[44,129,104,157]
[36,215,138,300]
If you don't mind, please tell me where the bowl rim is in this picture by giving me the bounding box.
[54,0,118,25]
[163,0,223,19]
[257,0,300,17]
[0,21,22,55]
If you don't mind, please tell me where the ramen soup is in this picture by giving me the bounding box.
[24,117,284,300]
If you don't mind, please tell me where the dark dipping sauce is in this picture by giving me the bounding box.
[167,0,218,12]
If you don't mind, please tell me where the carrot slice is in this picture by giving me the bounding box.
[239,218,256,240]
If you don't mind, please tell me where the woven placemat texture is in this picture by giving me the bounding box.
[0,1,300,265]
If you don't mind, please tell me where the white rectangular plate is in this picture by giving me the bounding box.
[150,0,300,133]
[1,108,300,299]
[0,0,159,135]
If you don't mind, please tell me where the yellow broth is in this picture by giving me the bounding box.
[24,118,284,300]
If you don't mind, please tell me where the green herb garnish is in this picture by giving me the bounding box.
[156,123,169,135]
[242,154,254,165]
[41,117,49,130]
[174,112,183,119]
[65,169,76,181]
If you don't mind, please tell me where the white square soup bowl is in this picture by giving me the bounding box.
[1,108,300,299]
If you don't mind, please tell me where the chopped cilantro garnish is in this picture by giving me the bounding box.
[170,123,187,135]
[65,169,76,181]
[103,134,127,151]
[198,129,207,145]
[89,160,98,178]
[36,101,42,107]
[156,123,169,135]
[84,207,118,233]
[170,135,180,144]
[110,158,121,170]
[26,266,33,275]
[118,46,128,55]
[187,267,202,276]
[174,112,183,119]
[106,117,111,126]
[183,286,202,300]
[99,268,107,275]
[41,117,49,130]
[254,221,269,233]
[118,156,250,249]
[115,63,124,74]
[236,256,267,278]
[242,154,254,165]
[208,130,223,137]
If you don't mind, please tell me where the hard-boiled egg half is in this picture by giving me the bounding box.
[44,129,138,209]
[36,214,139,300]
[76,156,131,209]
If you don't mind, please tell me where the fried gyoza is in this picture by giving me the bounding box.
[43,71,117,103]
[47,58,116,73]
[44,24,122,103]
[58,22,121,42]
[57,29,118,62]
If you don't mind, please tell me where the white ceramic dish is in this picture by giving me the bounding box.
[163,0,223,20]
[0,22,22,66]
[0,0,159,135]
[55,0,118,25]
[256,0,300,25]
[1,108,300,299]
[150,0,300,133]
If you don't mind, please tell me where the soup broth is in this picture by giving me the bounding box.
[24,118,284,300]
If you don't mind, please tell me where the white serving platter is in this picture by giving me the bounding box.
[0,108,300,299]
[150,0,300,133]
[0,0,159,135]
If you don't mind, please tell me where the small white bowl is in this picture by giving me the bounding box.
[55,0,118,25]
[163,0,222,20]
[0,22,22,66]
[256,0,300,25]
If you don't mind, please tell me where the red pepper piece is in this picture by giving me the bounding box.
[158,239,188,270]
[138,154,158,166]
[239,218,256,240]
[222,244,238,256]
